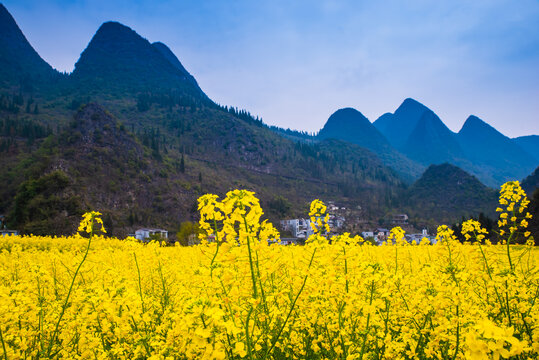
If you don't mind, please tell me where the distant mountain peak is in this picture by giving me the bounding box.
[98,20,130,31]
[329,107,370,123]
[73,20,207,97]
[91,21,142,44]
[373,98,432,151]
[394,98,429,117]
[319,107,424,181]
[459,115,494,134]
[464,114,483,124]
[0,3,55,85]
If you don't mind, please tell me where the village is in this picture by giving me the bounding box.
[279,201,436,245]
[1,202,437,245]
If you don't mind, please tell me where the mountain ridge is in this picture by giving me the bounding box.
[373,98,430,150]
[0,3,58,88]
[402,163,498,226]
[0,3,537,235]
[71,21,207,99]
[318,107,424,182]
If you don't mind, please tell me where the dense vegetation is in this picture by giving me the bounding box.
[0,183,537,359]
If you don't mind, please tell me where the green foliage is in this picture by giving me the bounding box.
[267,195,292,218]
[176,221,199,246]
[529,188,539,245]
[11,170,83,234]
[404,163,498,225]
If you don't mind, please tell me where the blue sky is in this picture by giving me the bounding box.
[4,0,539,137]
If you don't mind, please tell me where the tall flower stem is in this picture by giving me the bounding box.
[243,215,258,299]
[46,216,95,357]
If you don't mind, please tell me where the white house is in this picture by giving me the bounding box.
[280,218,314,238]
[135,228,168,242]
[361,231,374,238]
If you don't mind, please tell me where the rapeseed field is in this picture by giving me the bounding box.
[0,181,537,359]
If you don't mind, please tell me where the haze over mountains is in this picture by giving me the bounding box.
[323,97,538,187]
[0,3,537,235]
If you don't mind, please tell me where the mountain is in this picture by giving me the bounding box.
[513,135,539,162]
[9,103,147,234]
[373,98,467,169]
[72,21,206,98]
[1,103,405,235]
[0,3,57,88]
[0,4,407,236]
[524,167,539,243]
[373,98,430,150]
[402,109,465,166]
[319,108,391,153]
[457,116,538,186]
[152,42,199,87]
[0,4,535,235]
[522,166,539,197]
[373,98,538,187]
[403,163,498,225]
[318,108,424,182]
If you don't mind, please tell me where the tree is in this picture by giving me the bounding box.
[176,221,199,246]
[268,196,291,218]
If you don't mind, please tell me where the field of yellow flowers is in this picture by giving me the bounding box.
[0,181,538,359]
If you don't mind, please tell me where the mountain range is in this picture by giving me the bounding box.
[0,3,537,236]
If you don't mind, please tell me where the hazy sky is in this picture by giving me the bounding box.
[4,0,539,137]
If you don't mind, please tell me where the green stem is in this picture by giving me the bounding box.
[451,306,460,360]
[261,248,317,360]
[506,232,514,273]
[133,253,146,313]
[359,279,375,360]
[478,244,507,321]
[46,219,95,357]
[0,327,7,360]
[245,307,254,360]
[242,215,258,299]
[505,280,512,327]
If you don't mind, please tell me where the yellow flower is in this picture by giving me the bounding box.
[77,211,106,234]
[234,342,247,358]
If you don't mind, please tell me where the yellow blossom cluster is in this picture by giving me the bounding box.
[461,219,489,243]
[496,181,532,240]
[0,181,537,359]
[309,199,331,234]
